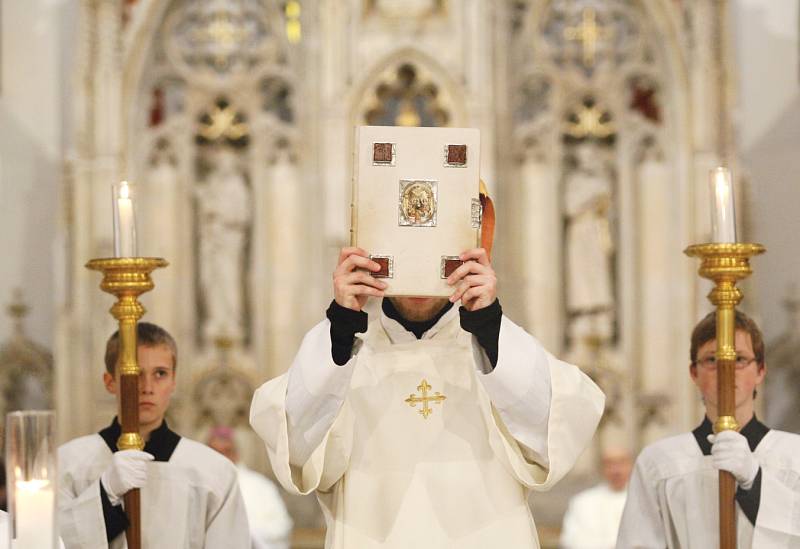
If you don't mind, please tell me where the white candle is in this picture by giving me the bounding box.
[709,167,737,243]
[114,181,137,257]
[12,479,55,548]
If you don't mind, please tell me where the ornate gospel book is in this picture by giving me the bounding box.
[351,125,482,297]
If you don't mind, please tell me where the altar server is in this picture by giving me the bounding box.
[58,322,250,548]
[618,310,800,548]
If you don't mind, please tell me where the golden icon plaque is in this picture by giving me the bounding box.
[398,179,438,227]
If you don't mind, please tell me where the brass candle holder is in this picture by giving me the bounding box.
[86,257,168,549]
[684,242,765,549]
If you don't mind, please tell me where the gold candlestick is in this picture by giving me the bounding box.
[684,242,765,549]
[86,257,168,549]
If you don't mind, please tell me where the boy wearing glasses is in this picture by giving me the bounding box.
[617,310,800,548]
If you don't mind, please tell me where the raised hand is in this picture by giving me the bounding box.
[333,247,387,311]
[446,247,497,312]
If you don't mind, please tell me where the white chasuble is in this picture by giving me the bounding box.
[58,435,250,549]
[251,307,604,548]
[617,430,800,549]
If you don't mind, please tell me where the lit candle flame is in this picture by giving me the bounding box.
[119,181,130,200]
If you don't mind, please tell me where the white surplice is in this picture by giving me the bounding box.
[58,435,250,549]
[236,463,293,549]
[250,304,604,549]
[617,430,800,549]
[560,483,627,549]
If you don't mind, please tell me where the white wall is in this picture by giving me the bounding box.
[733,0,800,341]
[0,0,75,345]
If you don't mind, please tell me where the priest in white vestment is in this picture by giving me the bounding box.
[251,246,605,549]
[617,310,800,548]
[58,323,250,549]
[559,447,632,549]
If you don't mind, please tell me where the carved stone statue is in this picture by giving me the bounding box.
[564,142,615,344]
[196,149,252,345]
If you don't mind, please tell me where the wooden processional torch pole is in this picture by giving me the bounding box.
[684,168,764,549]
[87,181,167,549]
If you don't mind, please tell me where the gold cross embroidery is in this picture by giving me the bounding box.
[563,8,613,67]
[405,379,446,419]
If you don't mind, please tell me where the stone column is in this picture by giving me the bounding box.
[264,146,305,379]
[636,151,675,445]
[519,152,562,354]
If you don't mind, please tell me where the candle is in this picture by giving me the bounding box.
[709,167,737,243]
[6,411,57,549]
[12,479,55,548]
[113,181,137,257]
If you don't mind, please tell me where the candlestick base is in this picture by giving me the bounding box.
[684,243,765,287]
[85,257,169,300]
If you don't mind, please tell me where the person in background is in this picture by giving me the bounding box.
[0,460,6,512]
[208,426,293,549]
[559,446,632,549]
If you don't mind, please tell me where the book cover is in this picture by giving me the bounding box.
[351,125,481,297]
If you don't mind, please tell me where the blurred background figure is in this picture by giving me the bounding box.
[559,447,633,549]
[0,460,6,512]
[207,426,292,549]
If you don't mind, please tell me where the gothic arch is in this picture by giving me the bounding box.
[514,0,689,142]
[121,0,294,158]
[348,48,469,129]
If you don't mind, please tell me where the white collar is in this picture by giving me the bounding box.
[379,301,459,344]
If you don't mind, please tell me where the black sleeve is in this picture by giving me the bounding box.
[459,299,502,369]
[326,300,369,366]
[736,467,762,526]
[99,481,129,542]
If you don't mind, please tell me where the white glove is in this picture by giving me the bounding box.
[100,450,154,506]
[707,430,759,489]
